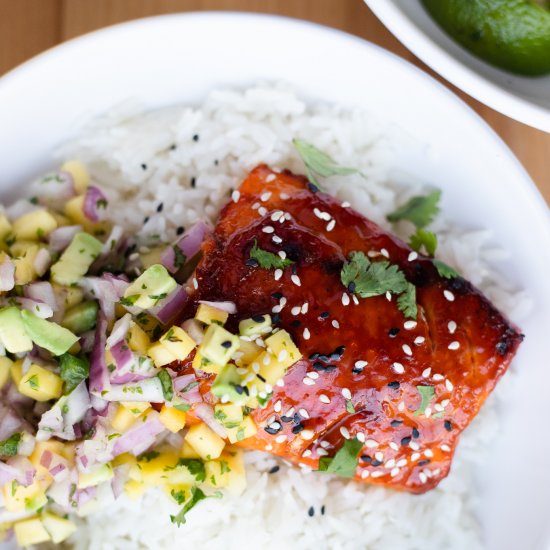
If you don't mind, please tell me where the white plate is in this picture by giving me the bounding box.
[0,12,549,550]
[365,0,550,132]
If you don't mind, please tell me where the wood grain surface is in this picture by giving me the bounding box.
[0,0,548,204]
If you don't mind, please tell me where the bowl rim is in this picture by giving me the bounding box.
[365,0,550,133]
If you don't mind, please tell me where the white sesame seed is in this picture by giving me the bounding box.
[278,350,288,362]
[260,192,272,202]
[280,193,289,201]
[269,421,281,431]
[408,251,418,262]
[441,399,450,407]
[274,269,283,281]
[306,371,319,380]
[352,295,359,305]
[332,320,340,329]
[342,388,352,400]
[291,274,301,287]
[313,208,323,219]
[303,377,315,386]
[251,362,260,373]
[419,472,428,484]
[272,235,282,244]
[432,373,444,381]
[231,190,240,203]
[291,306,301,316]
[271,210,283,222]
[448,341,460,350]
[411,452,420,461]
[317,448,328,457]
[299,408,309,419]
[341,201,351,208]
[342,293,350,306]
[266,174,276,183]
[404,320,417,330]
[284,213,291,221]
[321,212,331,221]
[258,206,267,216]
[409,441,420,451]
[301,303,308,314]
[275,435,287,444]
[274,400,282,412]
[303,328,311,340]
[402,344,413,356]
[380,248,389,258]
[365,439,379,448]
[361,470,370,479]
[389,442,399,451]
[356,432,365,443]
[448,320,457,334]
[390,467,400,477]
[355,360,368,369]
[445,379,454,391]
[276,379,284,387]
[424,449,434,458]
[319,394,331,404]
[422,367,432,378]
[386,291,392,301]
[262,226,274,234]
[368,250,379,258]
[326,219,336,232]
[251,202,260,210]
[424,407,432,418]
[192,277,198,289]
[398,401,405,411]
[434,404,444,412]
[375,452,384,461]
[392,362,405,374]
[371,471,384,478]
[302,449,312,458]
[300,430,314,440]
[385,459,396,469]
[278,251,287,260]
[319,441,330,449]
[397,459,408,468]
[443,290,455,302]
[340,427,350,439]
[265,443,273,451]
[262,354,271,366]
[414,336,425,345]
[441,444,451,452]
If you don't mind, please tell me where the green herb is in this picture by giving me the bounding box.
[177,459,206,482]
[214,409,227,421]
[0,433,21,456]
[59,354,90,394]
[61,403,69,415]
[249,239,294,270]
[157,369,174,402]
[171,489,186,505]
[431,411,445,419]
[180,381,199,394]
[318,437,362,477]
[170,487,220,527]
[173,246,186,270]
[26,375,40,390]
[119,295,139,307]
[174,403,191,412]
[11,480,17,496]
[107,363,116,373]
[256,392,273,408]
[409,229,437,257]
[29,196,38,205]
[387,190,441,229]
[293,139,358,188]
[96,199,108,209]
[236,427,245,441]
[345,400,356,414]
[413,386,435,416]
[107,433,121,440]
[138,451,160,463]
[219,460,231,475]
[433,259,460,279]
[340,251,417,319]
[149,293,168,304]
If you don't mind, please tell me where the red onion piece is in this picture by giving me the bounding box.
[194,403,226,438]
[198,300,237,314]
[181,319,205,345]
[0,255,15,292]
[24,282,58,312]
[89,313,111,397]
[83,186,108,222]
[0,406,25,441]
[30,171,75,205]
[101,377,164,403]
[33,248,51,277]
[112,412,165,457]
[5,199,39,220]
[5,456,35,487]
[14,297,53,319]
[48,225,82,253]
[148,284,188,325]
[161,221,211,273]
[64,381,91,428]
[81,274,128,320]
[106,314,131,349]
[172,373,196,392]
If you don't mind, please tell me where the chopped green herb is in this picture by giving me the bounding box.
[219,460,231,475]
[236,427,245,441]
[409,229,438,257]
[96,199,108,209]
[157,369,174,402]
[138,451,160,463]
[149,293,168,304]
[119,295,139,307]
[214,409,227,421]
[174,459,206,482]
[59,353,90,394]
[107,433,121,440]
[170,489,186,505]
[174,403,191,412]
[433,259,460,279]
[387,190,441,229]
[26,375,40,390]
[180,381,199,394]
[170,487,218,527]
[318,437,362,478]
[0,433,21,457]
[249,239,294,270]
[173,246,187,270]
[414,386,435,416]
[293,139,358,188]
[345,400,356,414]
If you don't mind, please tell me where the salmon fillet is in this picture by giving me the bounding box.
[177,165,522,493]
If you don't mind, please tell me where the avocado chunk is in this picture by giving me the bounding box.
[422,0,550,76]
[21,310,79,356]
[61,301,98,334]
[0,307,33,353]
[122,264,177,309]
[239,314,272,337]
[50,232,102,285]
[211,364,244,403]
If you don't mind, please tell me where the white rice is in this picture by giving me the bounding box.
[59,85,530,550]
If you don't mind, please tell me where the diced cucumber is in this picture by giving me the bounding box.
[61,301,98,334]
[50,232,102,285]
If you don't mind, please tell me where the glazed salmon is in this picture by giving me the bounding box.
[177,165,522,494]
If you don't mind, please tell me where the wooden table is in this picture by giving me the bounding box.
[1,0,549,204]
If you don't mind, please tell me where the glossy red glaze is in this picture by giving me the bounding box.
[175,165,522,493]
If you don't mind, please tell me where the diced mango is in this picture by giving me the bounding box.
[224,415,258,444]
[30,440,70,475]
[264,329,302,368]
[214,403,244,427]
[120,401,150,417]
[0,356,13,389]
[147,342,176,368]
[14,517,51,546]
[13,244,39,285]
[12,210,57,241]
[50,211,71,227]
[198,324,240,367]
[77,463,113,489]
[64,195,107,234]
[239,314,272,337]
[236,338,263,366]
[112,452,137,469]
[180,441,201,459]
[111,405,137,432]
[205,459,231,488]
[124,479,145,500]
[61,160,89,194]
[224,449,247,496]
[18,364,63,401]
[9,240,39,257]
[185,423,225,460]
[159,405,187,433]
[191,350,221,375]
[52,284,84,309]
[138,452,179,486]
[3,475,50,513]
[140,246,165,269]
[128,322,150,354]
[159,326,195,361]
[0,214,12,251]
[195,303,229,326]
[41,512,77,544]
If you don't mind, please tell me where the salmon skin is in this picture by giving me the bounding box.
[176,165,523,493]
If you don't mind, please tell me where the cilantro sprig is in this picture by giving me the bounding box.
[0,433,21,457]
[433,259,460,279]
[318,437,362,477]
[249,239,294,270]
[387,190,441,229]
[59,353,90,394]
[157,369,174,402]
[341,251,417,319]
[170,486,222,526]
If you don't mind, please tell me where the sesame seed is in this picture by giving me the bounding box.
[448,341,460,350]
[414,336,425,345]
[326,220,336,232]
[402,344,413,356]
[317,448,328,457]
[265,174,276,183]
[272,235,282,244]
[381,248,389,258]
[275,435,287,444]
[192,277,198,289]
[340,427,350,439]
[392,362,405,374]
[409,441,420,451]
[302,449,312,458]
[441,444,451,452]
[419,472,428,484]
[397,459,408,468]
[252,202,260,210]
[411,452,420,461]
[341,201,351,208]
[278,350,288,362]
[424,408,432,418]
[271,211,283,221]
[448,320,457,334]
[408,251,418,262]
[299,409,309,419]
[398,401,405,411]
[361,470,370,479]
[320,441,330,449]
[342,293,350,306]
[386,291,392,301]
[231,190,240,203]
[375,451,384,461]
[434,404,444,412]
[445,379,454,391]
[371,471,384,478]
[274,400,282,412]
[319,394,331,404]
[356,433,365,443]
[432,373,444,381]
[303,377,315,386]
[258,206,267,216]
[422,367,432,378]
[365,439,379,448]
[332,320,340,329]
[291,306,301,316]
[274,269,283,281]
[342,388,352,400]
[303,328,311,340]
[300,430,314,440]
[261,192,272,202]
[306,371,319,380]
[404,320,417,330]
[352,295,359,305]
[424,449,434,458]
[262,226,274,234]
[301,303,309,314]
[441,399,450,407]
[291,274,301,287]
[443,290,455,302]
[385,459,396,469]
[390,467,400,477]
[389,442,399,451]
[355,360,368,369]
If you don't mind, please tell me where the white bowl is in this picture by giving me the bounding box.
[365,0,550,132]
[0,13,549,550]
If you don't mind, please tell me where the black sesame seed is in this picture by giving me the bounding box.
[319,311,330,319]
[246,258,259,268]
[444,420,453,432]
[324,365,337,372]
[309,352,320,361]
[271,313,281,324]
[156,203,164,213]
[352,367,363,374]
[317,355,329,362]
[169,144,177,151]
[412,427,420,439]
[387,381,400,390]
[293,413,301,424]
[221,340,232,349]
[291,320,301,327]
[400,436,411,446]
[388,327,400,337]
[252,315,265,323]
[192,134,199,142]
[141,163,147,170]
[347,282,356,293]
[390,420,403,428]
[268,465,280,474]
[313,361,324,370]
[190,177,196,188]
[418,459,430,467]
[264,425,281,435]
[242,386,249,396]
[234,384,244,395]
[143,216,150,225]
[214,159,219,166]
[307,182,319,193]
[256,374,266,383]
[495,340,509,355]
[176,226,185,236]
[334,345,346,356]
[271,292,283,300]
[308,506,314,517]
[281,415,293,423]
[360,455,372,463]
[292,423,304,434]
[371,459,383,467]
[321,505,325,515]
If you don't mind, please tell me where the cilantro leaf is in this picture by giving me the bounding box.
[174,403,191,412]
[293,139,358,187]
[387,190,441,229]
[138,450,160,462]
[59,354,90,394]
[318,437,362,478]
[177,458,206,482]
[397,283,417,320]
[249,239,294,270]
[433,259,460,279]
[173,246,187,270]
[171,489,186,504]
[170,486,217,527]
[409,229,437,257]
[0,433,21,457]
[157,369,174,402]
[413,386,435,416]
